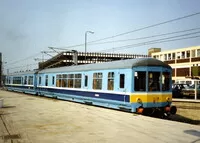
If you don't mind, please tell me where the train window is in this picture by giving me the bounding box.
[13,77,22,84]
[24,76,27,84]
[119,74,125,88]
[93,73,102,90]
[75,74,82,78]
[148,72,161,91]
[108,72,114,90]
[39,76,42,85]
[45,75,48,86]
[56,75,62,87]
[67,74,74,88]
[28,76,33,85]
[52,76,55,85]
[62,79,67,87]
[84,75,88,87]
[68,79,74,88]
[162,72,170,91]
[68,74,74,78]
[9,77,11,84]
[21,77,23,84]
[134,72,146,91]
[75,74,82,88]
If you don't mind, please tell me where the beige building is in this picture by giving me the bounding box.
[149,46,200,83]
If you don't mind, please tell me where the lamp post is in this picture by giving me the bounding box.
[85,31,94,61]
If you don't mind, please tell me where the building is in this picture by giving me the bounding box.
[39,50,149,69]
[150,46,200,83]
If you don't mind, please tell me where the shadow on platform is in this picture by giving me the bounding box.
[168,114,200,125]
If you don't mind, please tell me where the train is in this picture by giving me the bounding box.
[4,57,177,116]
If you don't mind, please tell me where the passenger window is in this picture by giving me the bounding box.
[84,75,88,87]
[56,75,62,87]
[148,72,161,91]
[67,74,74,88]
[39,76,41,85]
[108,72,114,90]
[74,74,82,88]
[134,72,146,91]
[28,76,33,85]
[52,76,55,85]
[119,74,125,88]
[45,75,48,86]
[162,72,170,91]
[24,76,27,84]
[93,73,102,90]
[61,75,67,87]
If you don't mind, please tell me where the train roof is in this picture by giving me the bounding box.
[7,70,36,76]
[38,58,171,74]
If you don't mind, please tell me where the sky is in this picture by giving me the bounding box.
[0,0,200,73]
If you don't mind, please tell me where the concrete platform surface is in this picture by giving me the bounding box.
[0,90,200,143]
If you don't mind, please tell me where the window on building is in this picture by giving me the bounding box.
[84,75,88,87]
[148,72,160,91]
[177,52,180,59]
[186,51,190,58]
[45,75,48,86]
[181,51,185,59]
[134,72,146,91]
[168,53,171,60]
[172,53,175,60]
[192,50,196,58]
[164,54,167,61]
[119,74,125,88]
[93,73,102,90]
[107,72,114,90]
[162,72,170,91]
[197,49,200,57]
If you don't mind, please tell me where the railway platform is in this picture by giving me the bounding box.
[0,90,200,143]
[173,98,200,103]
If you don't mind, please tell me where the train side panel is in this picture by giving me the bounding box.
[5,72,37,94]
[37,69,133,111]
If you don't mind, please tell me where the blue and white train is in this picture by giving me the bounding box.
[5,58,176,116]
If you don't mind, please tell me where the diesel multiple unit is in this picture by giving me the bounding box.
[5,58,177,116]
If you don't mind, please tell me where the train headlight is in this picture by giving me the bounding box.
[166,97,170,102]
[136,98,142,103]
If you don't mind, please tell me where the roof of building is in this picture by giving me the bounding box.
[38,58,171,74]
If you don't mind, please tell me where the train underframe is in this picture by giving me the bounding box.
[5,86,177,117]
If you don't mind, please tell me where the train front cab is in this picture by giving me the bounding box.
[130,66,177,116]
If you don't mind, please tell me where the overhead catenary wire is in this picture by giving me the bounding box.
[89,11,200,43]
[5,12,200,67]
[90,27,200,45]
[43,11,200,51]
[6,52,41,66]
[99,33,200,52]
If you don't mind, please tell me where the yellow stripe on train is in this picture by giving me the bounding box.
[130,93,172,103]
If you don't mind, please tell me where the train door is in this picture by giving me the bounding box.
[118,72,126,92]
